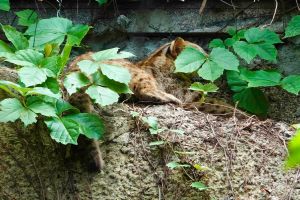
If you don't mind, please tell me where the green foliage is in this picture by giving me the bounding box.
[191,182,208,191]
[189,82,218,95]
[286,127,300,168]
[285,15,300,38]
[167,161,190,169]
[0,0,9,11]
[1,25,29,50]
[95,0,108,5]
[15,9,38,26]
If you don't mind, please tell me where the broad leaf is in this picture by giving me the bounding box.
[92,72,132,94]
[6,49,43,67]
[41,56,62,77]
[240,68,281,87]
[175,46,206,73]
[86,85,119,106]
[197,60,224,81]
[210,47,239,71]
[78,60,100,75]
[245,27,282,44]
[18,67,48,87]
[1,25,28,50]
[281,75,300,95]
[285,15,300,38]
[63,72,90,95]
[226,70,248,93]
[92,48,135,61]
[45,117,80,145]
[0,80,31,96]
[66,24,90,46]
[100,63,131,84]
[142,116,158,130]
[0,98,37,126]
[252,43,277,62]
[0,40,13,53]
[26,96,57,117]
[0,0,10,11]
[64,113,105,140]
[224,38,236,47]
[26,87,61,99]
[41,77,60,93]
[233,41,257,64]
[233,88,269,116]
[15,9,38,26]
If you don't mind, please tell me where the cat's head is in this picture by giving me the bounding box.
[169,37,207,58]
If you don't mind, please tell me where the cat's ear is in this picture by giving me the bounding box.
[170,37,186,57]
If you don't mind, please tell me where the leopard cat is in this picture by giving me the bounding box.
[67,37,241,171]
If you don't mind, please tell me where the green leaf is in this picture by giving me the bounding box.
[0,80,31,96]
[285,15,300,38]
[18,67,48,87]
[208,39,225,49]
[26,17,72,49]
[189,82,218,93]
[100,63,131,84]
[197,60,224,81]
[41,77,60,93]
[142,116,158,130]
[175,46,206,73]
[15,9,38,26]
[227,26,237,36]
[226,70,248,93]
[233,88,269,116]
[0,0,10,11]
[0,40,13,53]
[96,0,108,5]
[224,38,236,47]
[149,141,165,146]
[240,68,281,87]
[66,24,90,46]
[64,113,105,140]
[63,72,90,95]
[252,43,277,62]
[166,161,190,169]
[86,85,119,106]
[6,49,43,67]
[55,99,79,115]
[191,182,208,191]
[26,87,61,99]
[92,72,133,94]
[41,56,61,77]
[1,25,29,50]
[92,48,135,61]
[210,47,239,71]
[233,41,257,64]
[286,129,300,168]
[78,60,100,75]
[45,117,80,145]
[26,96,57,117]
[0,98,37,126]
[245,27,282,44]
[281,75,300,95]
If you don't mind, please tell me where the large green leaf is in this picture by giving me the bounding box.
[226,70,248,93]
[78,60,100,75]
[26,17,90,49]
[92,48,135,61]
[15,9,38,26]
[210,47,239,71]
[197,61,224,81]
[92,72,133,94]
[18,67,48,87]
[0,80,31,96]
[41,56,62,77]
[26,87,61,99]
[86,85,119,106]
[245,28,282,44]
[0,0,10,11]
[63,72,90,95]
[281,75,300,95]
[41,77,60,93]
[0,40,13,53]
[189,82,218,93]
[100,63,131,84]
[1,25,29,50]
[252,43,277,62]
[0,98,37,126]
[233,88,269,116]
[285,15,300,38]
[45,117,80,145]
[240,68,281,87]
[286,129,300,168]
[175,46,206,73]
[64,113,105,140]
[6,49,43,67]
[26,96,57,117]
[233,41,257,64]
[208,39,225,49]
